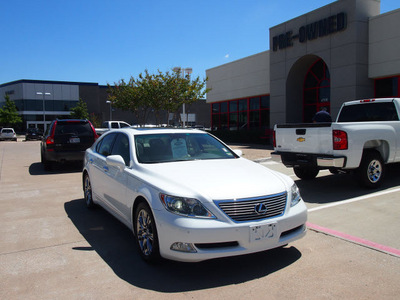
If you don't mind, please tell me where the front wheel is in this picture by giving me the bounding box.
[356,150,384,188]
[83,173,95,208]
[293,166,319,180]
[134,202,160,263]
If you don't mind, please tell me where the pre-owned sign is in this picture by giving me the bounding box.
[272,12,347,51]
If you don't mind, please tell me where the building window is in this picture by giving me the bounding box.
[211,95,270,131]
[303,59,330,122]
[375,76,400,97]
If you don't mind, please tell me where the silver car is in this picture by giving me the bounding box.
[0,128,17,141]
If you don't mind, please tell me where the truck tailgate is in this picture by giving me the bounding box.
[275,123,333,154]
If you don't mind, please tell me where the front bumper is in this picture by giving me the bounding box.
[154,200,308,262]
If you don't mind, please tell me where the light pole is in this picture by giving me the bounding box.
[173,67,192,128]
[106,100,112,120]
[36,91,51,131]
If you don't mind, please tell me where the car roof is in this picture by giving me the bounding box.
[55,119,89,123]
[106,127,206,137]
[343,98,399,106]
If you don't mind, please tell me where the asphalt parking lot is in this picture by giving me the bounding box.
[1,140,399,299]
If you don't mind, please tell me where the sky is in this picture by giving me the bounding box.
[1,0,399,86]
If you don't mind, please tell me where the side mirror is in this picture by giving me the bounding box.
[233,149,243,157]
[106,155,126,171]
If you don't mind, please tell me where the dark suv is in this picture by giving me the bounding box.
[41,119,98,170]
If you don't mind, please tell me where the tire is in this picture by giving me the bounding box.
[134,202,160,263]
[293,166,319,180]
[41,151,52,171]
[83,173,95,208]
[356,150,384,188]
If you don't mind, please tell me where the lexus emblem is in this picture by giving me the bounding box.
[254,203,268,214]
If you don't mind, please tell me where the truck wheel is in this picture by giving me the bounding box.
[356,150,384,188]
[293,166,319,180]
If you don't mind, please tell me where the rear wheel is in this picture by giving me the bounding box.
[356,150,384,188]
[293,166,319,180]
[41,151,52,171]
[134,202,160,263]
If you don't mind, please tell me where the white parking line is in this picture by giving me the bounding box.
[308,188,400,212]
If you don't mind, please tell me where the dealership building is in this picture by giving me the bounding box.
[206,0,400,141]
[0,79,210,132]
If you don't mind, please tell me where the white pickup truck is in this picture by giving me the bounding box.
[95,121,131,136]
[272,98,400,188]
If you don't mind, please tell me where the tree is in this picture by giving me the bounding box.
[89,112,101,128]
[70,98,89,119]
[0,95,22,127]
[107,69,209,126]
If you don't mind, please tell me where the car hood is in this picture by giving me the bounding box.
[136,158,289,200]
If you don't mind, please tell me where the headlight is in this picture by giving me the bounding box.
[160,194,215,218]
[290,183,301,207]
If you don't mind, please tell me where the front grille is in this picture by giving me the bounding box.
[215,192,287,222]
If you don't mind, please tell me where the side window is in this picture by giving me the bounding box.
[97,133,116,157]
[111,133,130,166]
[45,122,54,136]
[111,122,119,128]
[95,139,103,153]
[120,122,130,128]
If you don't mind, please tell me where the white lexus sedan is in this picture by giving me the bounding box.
[82,128,307,262]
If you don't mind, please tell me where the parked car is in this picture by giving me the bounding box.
[41,119,98,170]
[25,128,43,141]
[82,128,307,263]
[0,128,17,141]
[272,98,400,188]
[95,121,131,136]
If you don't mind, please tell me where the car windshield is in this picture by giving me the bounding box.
[135,133,237,163]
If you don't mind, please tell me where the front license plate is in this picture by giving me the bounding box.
[69,137,80,143]
[250,223,277,243]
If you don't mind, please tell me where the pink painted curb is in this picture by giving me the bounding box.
[306,222,400,257]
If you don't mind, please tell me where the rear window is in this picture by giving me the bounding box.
[2,129,13,133]
[55,121,94,137]
[338,102,399,122]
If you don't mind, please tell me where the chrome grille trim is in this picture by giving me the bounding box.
[214,192,287,222]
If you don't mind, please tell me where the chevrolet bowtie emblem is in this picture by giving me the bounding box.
[297,137,305,142]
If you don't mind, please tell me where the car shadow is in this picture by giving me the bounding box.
[29,162,83,175]
[64,199,302,292]
[296,163,400,204]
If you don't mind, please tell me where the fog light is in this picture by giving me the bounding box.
[170,242,197,253]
